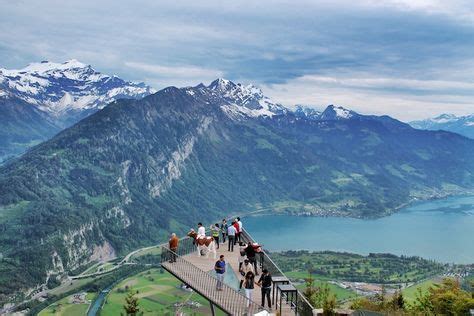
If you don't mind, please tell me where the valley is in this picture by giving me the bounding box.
[1,78,474,305]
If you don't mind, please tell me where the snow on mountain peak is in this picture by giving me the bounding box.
[0,60,155,116]
[320,104,355,120]
[294,105,322,119]
[431,114,458,123]
[20,59,89,74]
[206,78,287,119]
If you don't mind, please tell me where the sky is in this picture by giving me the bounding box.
[1,0,474,121]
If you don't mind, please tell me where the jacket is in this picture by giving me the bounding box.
[169,236,179,249]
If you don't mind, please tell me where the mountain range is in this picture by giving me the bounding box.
[0,60,155,162]
[410,114,474,139]
[1,76,474,302]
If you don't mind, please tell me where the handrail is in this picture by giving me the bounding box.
[241,228,315,316]
[160,244,268,315]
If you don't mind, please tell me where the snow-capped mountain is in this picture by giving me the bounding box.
[319,104,358,120]
[410,114,474,139]
[200,78,288,118]
[0,59,155,120]
[292,104,358,121]
[294,105,322,120]
[193,79,360,123]
[0,60,156,162]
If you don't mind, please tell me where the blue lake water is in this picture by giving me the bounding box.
[243,195,474,264]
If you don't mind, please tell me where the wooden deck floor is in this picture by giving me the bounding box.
[182,238,296,315]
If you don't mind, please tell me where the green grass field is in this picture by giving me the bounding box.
[39,292,96,316]
[100,269,225,316]
[402,278,437,303]
[285,271,358,301]
[272,250,444,284]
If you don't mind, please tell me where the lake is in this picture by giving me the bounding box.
[243,195,474,264]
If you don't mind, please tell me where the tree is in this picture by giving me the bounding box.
[390,290,405,310]
[304,273,317,300]
[304,273,337,315]
[123,291,140,316]
[410,278,474,315]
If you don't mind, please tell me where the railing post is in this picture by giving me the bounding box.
[209,301,215,316]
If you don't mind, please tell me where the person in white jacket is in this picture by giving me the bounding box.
[197,222,206,238]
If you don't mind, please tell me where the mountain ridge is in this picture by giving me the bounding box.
[410,113,474,139]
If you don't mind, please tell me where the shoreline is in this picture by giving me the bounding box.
[241,190,474,220]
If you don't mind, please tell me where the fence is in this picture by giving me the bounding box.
[160,245,267,315]
[240,229,315,316]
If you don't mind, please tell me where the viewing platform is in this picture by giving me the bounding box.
[160,229,315,316]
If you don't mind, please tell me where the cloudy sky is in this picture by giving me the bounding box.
[1,0,474,121]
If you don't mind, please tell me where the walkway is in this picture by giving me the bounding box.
[161,230,315,316]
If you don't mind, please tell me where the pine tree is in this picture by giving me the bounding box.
[123,291,140,316]
[390,290,405,310]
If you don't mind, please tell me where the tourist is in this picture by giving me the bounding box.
[168,233,179,263]
[210,223,220,249]
[238,241,247,271]
[239,258,254,290]
[243,271,255,307]
[245,243,258,274]
[221,219,228,243]
[257,269,272,308]
[214,255,226,291]
[237,217,243,241]
[197,222,205,238]
[227,222,236,251]
[233,220,240,245]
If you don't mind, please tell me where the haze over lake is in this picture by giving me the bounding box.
[244,195,474,264]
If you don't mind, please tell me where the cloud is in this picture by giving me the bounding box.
[124,62,224,87]
[262,74,474,121]
[0,0,473,120]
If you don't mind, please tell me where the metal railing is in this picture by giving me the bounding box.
[241,229,315,316]
[160,245,268,316]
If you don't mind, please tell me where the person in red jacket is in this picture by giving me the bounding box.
[233,220,240,245]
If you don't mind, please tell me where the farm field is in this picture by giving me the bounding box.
[100,268,225,316]
[401,278,437,303]
[39,292,96,316]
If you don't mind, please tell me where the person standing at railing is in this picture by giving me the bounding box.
[245,243,258,275]
[210,223,220,249]
[214,255,226,291]
[227,223,236,251]
[243,271,256,307]
[220,219,228,243]
[257,268,272,308]
[237,217,243,242]
[168,233,179,263]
